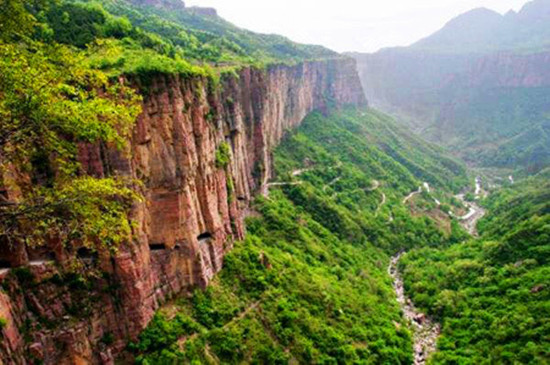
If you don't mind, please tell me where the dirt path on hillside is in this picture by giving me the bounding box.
[262,181,303,197]
[323,176,341,192]
[292,168,312,177]
[375,192,386,216]
[403,186,423,204]
[389,253,440,365]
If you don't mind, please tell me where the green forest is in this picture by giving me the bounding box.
[0,0,548,363]
[131,109,472,363]
[0,0,333,253]
[400,174,550,364]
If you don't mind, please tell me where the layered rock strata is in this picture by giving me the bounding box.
[0,58,366,364]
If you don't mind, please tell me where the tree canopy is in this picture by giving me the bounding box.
[0,0,142,252]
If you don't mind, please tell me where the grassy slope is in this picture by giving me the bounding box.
[436,86,550,173]
[44,0,337,79]
[400,171,550,364]
[100,0,336,63]
[131,108,469,363]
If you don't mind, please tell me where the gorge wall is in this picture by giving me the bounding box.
[0,58,366,364]
[354,50,550,117]
[352,50,550,169]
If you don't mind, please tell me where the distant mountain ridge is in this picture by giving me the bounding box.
[351,0,550,173]
[412,0,550,53]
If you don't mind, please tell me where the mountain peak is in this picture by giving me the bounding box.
[516,0,550,21]
[432,7,503,34]
[448,7,502,24]
[412,7,503,52]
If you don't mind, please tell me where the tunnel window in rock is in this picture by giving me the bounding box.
[149,243,167,251]
[197,232,213,243]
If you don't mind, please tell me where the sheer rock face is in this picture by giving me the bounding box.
[0,58,366,364]
[464,52,550,88]
[129,0,185,11]
[354,50,550,107]
[187,6,218,17]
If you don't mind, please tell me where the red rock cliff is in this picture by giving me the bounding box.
[0,58,366,364]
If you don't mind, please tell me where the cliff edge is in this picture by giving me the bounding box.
[0,58,366,364]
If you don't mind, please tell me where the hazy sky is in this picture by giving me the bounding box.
[185,0,530,53]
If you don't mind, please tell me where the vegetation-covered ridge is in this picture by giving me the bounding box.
[131,108,470,363]
[0,0,143,254]
[400,171,550,363]
[24,0,339,80]
[0,0,346,255]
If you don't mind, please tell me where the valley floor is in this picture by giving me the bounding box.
[131,108,549,364]
[389,253,440,365]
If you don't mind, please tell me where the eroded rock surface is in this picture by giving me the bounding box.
[0,59,366,364]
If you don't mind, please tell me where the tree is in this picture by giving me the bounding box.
[0,0,35,41]
[0,6,142,252]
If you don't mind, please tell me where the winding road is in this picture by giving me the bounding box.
[375,192,386,216]
[262,167,309,197]
[403,186,423,204]
[402,180,487,236]
[454,177,486,236]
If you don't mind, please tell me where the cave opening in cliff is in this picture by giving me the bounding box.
[149,243,167,251]
[0,259,11,269]
[197,232,213,242]
[77,247,97,262]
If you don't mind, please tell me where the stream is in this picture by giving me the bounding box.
[389,253,440,365]
[391,178,488,362]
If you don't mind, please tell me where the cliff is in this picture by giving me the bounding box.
[352,49,550,170]
[350,0,550,171]
[0,58,366,364]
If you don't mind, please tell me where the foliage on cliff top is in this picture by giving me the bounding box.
[400,175,550,363]
[26,0,338,78]
[132,108,470,363]
[96,0,337,63]
[0,3,142,251]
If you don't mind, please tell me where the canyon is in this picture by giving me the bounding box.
[1,0,547,363]
[0,58,366,364]
[351,0,550,171]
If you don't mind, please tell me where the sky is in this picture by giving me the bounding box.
[185,0,530,53]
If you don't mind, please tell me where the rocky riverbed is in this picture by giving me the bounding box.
[389,253,440,364]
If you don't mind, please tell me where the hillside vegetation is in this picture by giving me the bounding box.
[0,0,338,252]
[400,173,550,363]
[0,0,143,252]
[31,0,336,79]
[132,108,469,363]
